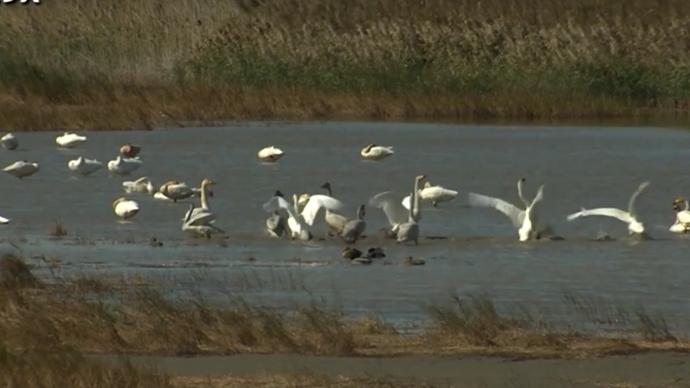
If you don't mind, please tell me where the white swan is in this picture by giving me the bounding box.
[122,177,155,195]
[402,181,459,209]
[67,156,102,176]
[3,161,39,179]
[159,180,198,202]
[468,178,545,242]
[181,179,223,237]
[1,133,18,150]
[396,175,425,244]
[0,214,9,224]
[107,156,142,175]
[670,196,690,233]
[257,146,284,162]
[263,193,344,241]
[361,144,394,161]
[320,182,349,235]
[370,175,426,240]
[567,181,650,235]
[112,197,140,220]
[56,132,87,148]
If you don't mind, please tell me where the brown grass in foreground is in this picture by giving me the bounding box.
[0,255,687,360]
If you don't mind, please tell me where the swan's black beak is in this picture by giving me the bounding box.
[673,203,681,211]
[208,190,214,198]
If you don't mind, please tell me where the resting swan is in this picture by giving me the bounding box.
[567,181,650,235]
[67,157,102,176]
[0,214,10,224]
[112,197,140,220]
[263,193,344,241]
[468,178,545,242]
[402,181,459,209]
[257,146,284,162]
[3,160,39,179]
[670,196,690,233]
[1,133,18,150]
[107,156,142,175]
[120,144,141,158]
[56,132,87,148]
[159,181,198,202]
[122,177,155,195]
[361,144,394,161]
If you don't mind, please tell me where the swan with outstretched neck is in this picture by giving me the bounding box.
[396,175,426,244]
[182,179,222,237]
[468,178,545,242]
[567,181,649,235]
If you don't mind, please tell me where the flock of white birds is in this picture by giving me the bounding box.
[1,132,690,242]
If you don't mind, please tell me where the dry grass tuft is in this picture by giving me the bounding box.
[49,220,68,237]
[0,343,172,388]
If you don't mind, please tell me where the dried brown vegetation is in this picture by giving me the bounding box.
[2,0,690,130]
[0,255,687,362]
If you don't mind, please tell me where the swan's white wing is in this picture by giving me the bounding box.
[401,194,412,210]
[468,192,525,228]
[262,196,291,213]
[627,181,650,217]
[529,185,545,208]
[370,191,408,226]
[300,194,343,226]
[566,208,634,224]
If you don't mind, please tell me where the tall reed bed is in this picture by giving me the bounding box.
[1,0,690,129]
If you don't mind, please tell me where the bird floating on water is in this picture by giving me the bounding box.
[107,156,142,175]
[1,133,18,150]
[403,181,459,209]
[56,132,87,148]
[257,146,284,162]
[670,196,690,233]
[112,197,140,220]
[120,144,141,158]
[360,144,394,161]
[122,177,155,195]
[67,156,103,176]
[3,160,39,179]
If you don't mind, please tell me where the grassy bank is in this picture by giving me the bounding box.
[1,0,690,130]
[2,254,689,386]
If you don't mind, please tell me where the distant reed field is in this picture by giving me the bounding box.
[1,0,689,129]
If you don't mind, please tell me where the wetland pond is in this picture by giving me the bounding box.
[2,122,690,332]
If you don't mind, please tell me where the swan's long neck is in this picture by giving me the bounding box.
[517,179,528,208]
[200,182,209,210]
[410,177,421,222]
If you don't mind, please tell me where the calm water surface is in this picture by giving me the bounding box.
[1,122,689,330]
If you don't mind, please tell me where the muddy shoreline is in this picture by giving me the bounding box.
[96,352,690,387]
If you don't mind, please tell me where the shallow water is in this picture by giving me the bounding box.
[2,122,690,330]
